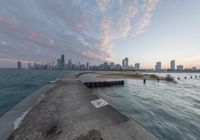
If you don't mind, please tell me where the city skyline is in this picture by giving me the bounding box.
[16,54,199,71]
[0,1,200,68]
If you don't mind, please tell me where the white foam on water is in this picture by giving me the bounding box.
[49,80,57,84]
[13,108,31,130]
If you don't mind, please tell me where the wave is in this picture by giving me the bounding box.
[13,108,31,130]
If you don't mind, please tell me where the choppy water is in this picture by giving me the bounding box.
[0,69,73,117]
[92,73,200,140]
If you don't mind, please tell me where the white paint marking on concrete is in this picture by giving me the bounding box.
[91,99,108,108]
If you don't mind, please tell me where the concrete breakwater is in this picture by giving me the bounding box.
[84,80,124,88]
[7,74,158,140]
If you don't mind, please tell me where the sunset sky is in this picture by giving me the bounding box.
[0,0,200,68]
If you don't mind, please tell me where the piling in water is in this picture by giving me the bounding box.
[143,79,146,84]
[184,76,187,79]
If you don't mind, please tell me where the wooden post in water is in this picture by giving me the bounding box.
[184,76,187,79]
[143,79,146,84]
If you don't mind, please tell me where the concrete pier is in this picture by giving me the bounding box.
[7,75,158,140]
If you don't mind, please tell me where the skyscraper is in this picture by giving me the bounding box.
[61,54,65,69]
[122,59,125,69]
[122,57,129,70]
[17,61,22,69]
[68,59,72,69]
[134,63,140,70]
[155,62,161,71]
[57,58,61,69]
[86,62,89,70]
[170,60,175,70]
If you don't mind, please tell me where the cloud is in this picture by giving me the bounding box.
[185,56,200,62]
[0,0,159,67]
[137,0,159,34]
[98,0,112,12]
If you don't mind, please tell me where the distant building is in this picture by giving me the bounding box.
[170,60,175,70]
[52,61,55,68]
[110,62,116,70]
[155,62,161,71]
[122,59,125,69]
[86,62,89,70]
[57,58,61,69]
[122,58,129,70]
[177,65,184,71]
[60,54,65,69]
[17,61,22,69]
[134,63,140,71]
[101,62,109,70]
[192,67,197,70]
[116,64,121,71]
[28,63,32,69]
[68,59,72,69]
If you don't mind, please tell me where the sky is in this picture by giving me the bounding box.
[0,0,200,69]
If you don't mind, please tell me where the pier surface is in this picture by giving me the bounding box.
[8,75,157,140]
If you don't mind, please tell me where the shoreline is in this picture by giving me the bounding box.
[6,73,158,140]
[0,81,57,140]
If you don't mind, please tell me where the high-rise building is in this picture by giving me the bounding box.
[122,59,125,69]
[155,62,161,71]
[60,54,65,69]
[17,61,22,69]
[86,62,89,70]
[177,65,184,71]
[134,63,140,70]
[57,58,61,69]
[170,60,175,70]
[122,57,129,70]
[110,62,116,70]
[68,59,72,69]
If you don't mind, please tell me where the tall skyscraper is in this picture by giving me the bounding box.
[61,54,65,69]
[122,59,125,69]
[155,62,161,71]
[17,61,22,69]
[122,57,129,70]
[170,60,175,70]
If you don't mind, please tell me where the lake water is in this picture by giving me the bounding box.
[0,69,73,117]
[92,73,200,140]
[1,70,200,140]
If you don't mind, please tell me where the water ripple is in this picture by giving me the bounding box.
[93,73,200,140]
